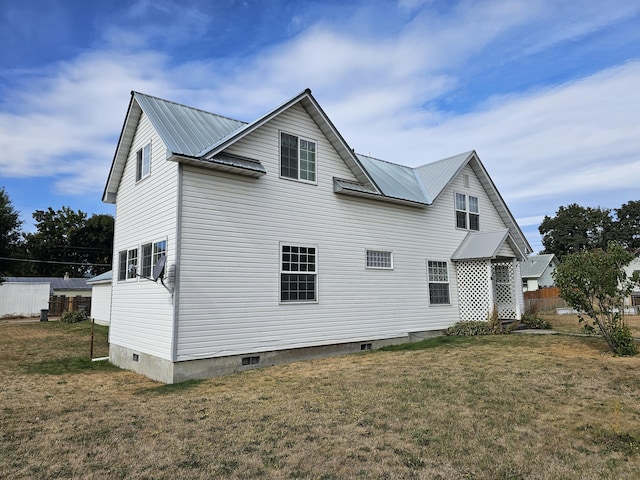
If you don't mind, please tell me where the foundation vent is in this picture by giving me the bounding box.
[241,356,260,366]
[360,343,372,351]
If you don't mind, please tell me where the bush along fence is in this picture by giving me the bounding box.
[48,296,91,317]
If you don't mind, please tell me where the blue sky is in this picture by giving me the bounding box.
[1,0,639,253]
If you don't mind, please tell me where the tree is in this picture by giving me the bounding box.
[539,203,613,259]
[23,207,89,277]
[613,200,640,252]
[0,187,24,276]
[73,214,114,276]
[553,242,638,356]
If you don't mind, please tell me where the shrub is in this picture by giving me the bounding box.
[60,310,89,323]
[445,320,493,337]
[520,304,551,330]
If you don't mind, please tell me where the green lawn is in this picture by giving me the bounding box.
[1,320,639,479]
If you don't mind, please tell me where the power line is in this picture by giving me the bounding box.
[0,257,111,267]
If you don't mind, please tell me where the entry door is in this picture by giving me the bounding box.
[491,262,516,319]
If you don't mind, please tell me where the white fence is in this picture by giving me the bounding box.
[0,282,50,318]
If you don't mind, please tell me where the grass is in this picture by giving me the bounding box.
[1,320,640,479]
[542,313,640,336]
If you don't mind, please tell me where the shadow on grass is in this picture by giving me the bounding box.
[23,357,121,375]
[380,335,478,352]
[136,379,206,395]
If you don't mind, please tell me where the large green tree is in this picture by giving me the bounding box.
[614,200,640,252]
[539,204,614,259]
[0,187,24,276]
[73,214,114,276]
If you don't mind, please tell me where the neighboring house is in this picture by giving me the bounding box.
[87,270,112,326]
[2,276,91,316]
[623,254,640,309]
[520,254,559,292]
[0,281,49,318]
[103,89,532,383]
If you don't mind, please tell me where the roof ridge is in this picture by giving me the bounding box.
[355,152,414,170]
[415,150,475,169]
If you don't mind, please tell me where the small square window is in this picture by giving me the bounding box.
[366,250,393,269]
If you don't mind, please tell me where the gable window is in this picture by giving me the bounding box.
[427,260,450,305]
[281,245,317,302]
[455,193,479,231]
[366,250,393,269]
[118,248,138,281]
[280,132,316,183]
[136,143,151,181]
[141,240,168,278]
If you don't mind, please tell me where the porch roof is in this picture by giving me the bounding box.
[451,229,527,262]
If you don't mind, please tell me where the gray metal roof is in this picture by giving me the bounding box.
[356,154,429,205]
[520,254,557,278]
[3,277,91,295]
[134,92,246,157]
[87,270,113,284]
[415,151,473,202]
[451,229,526,261]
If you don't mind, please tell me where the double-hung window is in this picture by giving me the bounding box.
[281,245,317,302]
[136,142,151,181]
[280,132,316,183]
[427,260,450,305]
[141,240,167,278]
[118,248,138,281]
[366,250,393,269]
[455,193,479,231]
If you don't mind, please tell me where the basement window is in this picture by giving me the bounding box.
[241,356,260,366]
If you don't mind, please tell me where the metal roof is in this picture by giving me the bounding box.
[356,154,429,205]
[520,254,557,278]
[415,151,473,202]
[3,277,91,295]
[134,92,246,157]
[87,270,113,284]
[451,229,527,261]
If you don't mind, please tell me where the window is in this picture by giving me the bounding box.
[455,193,479,231]
[366,250,393,269]
[136,143,151,181]
[280,132,316,182]
[427,260,450,305]
[118,248,138,281]
[281,245,317,302]
[141,240,167,278]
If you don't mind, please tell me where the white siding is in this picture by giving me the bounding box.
[0,283,50,317]
[174,105,516,360]
[109,113,178,360]
[90,283,112,326]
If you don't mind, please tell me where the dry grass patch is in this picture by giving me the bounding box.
[1,322,640,479]
[543,313,640,337]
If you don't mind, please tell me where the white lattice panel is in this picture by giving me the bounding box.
[455,260,491,321]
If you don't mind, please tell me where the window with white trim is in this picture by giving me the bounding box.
[118,248,138,281]
[281,245,317,302]
[427,260,450,305]
[141,239,167,278]
[366,250,393,269]
[455,193,479,231]
[280,132,316,182]
[136,142,151,181]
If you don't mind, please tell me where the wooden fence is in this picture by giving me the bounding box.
[48,296,92,317]
[524,287,567,313]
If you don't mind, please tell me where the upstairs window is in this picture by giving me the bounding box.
[281,245,317,302]
[136,143,151,181]
[455,193,479,231]
[280,132,316,183]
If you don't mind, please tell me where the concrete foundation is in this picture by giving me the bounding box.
[110,329,445,384]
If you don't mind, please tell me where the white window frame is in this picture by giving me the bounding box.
[279,132,317,184]
[365,249,393,269]
[118,248,139,281]
[140,239,167,278]
[427,260,450,305]
[455,192,479,231]
[136,142,151,182]
[280,243,318,303]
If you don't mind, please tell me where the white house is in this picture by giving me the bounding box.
[623,254,640,310]
[520,254,559,292]
[86,270,112,326]
[103,89,532,383]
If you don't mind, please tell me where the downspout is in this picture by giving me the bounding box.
[170,162,183,365]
